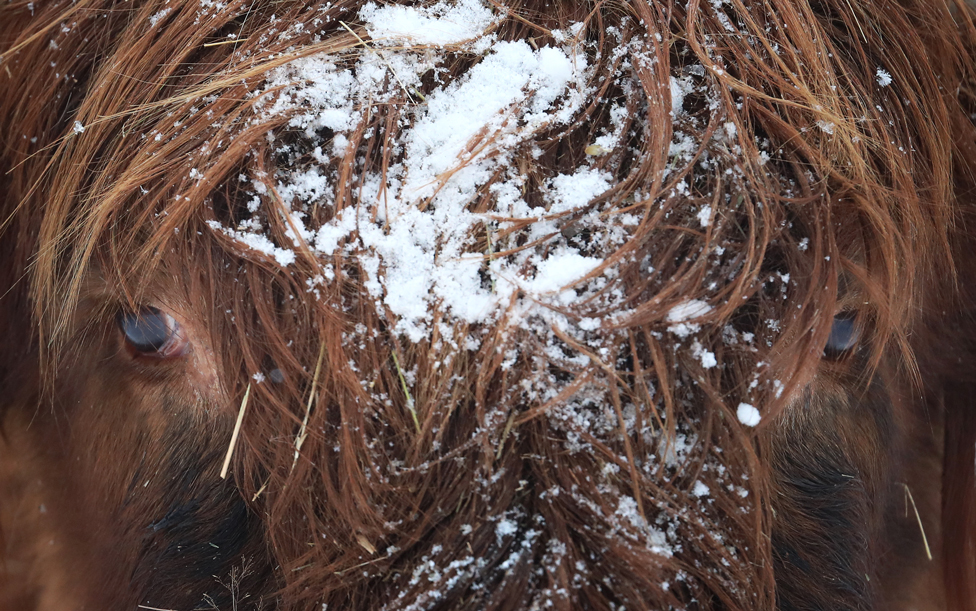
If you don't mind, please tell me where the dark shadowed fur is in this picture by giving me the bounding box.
[1,0,976,609]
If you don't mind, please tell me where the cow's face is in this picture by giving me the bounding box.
[0,267,272,610]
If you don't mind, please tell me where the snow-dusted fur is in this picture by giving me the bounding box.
[1,0,976,609]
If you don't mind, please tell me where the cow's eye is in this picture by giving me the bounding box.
[824,313,858,356]
[118,307,187,358]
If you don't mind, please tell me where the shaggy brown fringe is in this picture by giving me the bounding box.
[1,0,976,608]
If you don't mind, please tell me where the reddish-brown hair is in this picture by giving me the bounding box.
[1,0,976,608]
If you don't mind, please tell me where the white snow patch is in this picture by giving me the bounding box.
[670,75,693,115]
[206,220,296,267]
[816,120,835,135]
[520,250,603,304]
[876,68,892,87]
[666,299,712,338]
[361,0,498,46]
[149,7,172,26]
[400,41,580,205]
[691,340,717,368]
[736,402,761,427]
[614,496,672,557]
[547,168,612,214]
[773,379,784,398]
[496,518,518,542]
[697,204,712,228]
[232,31,591,340]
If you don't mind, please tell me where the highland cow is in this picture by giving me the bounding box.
[1,0,976,609]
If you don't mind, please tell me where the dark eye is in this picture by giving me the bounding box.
[118,307,187,358]
[824,313,858,356]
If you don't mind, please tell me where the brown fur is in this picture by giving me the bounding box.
[0,0,975,609]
